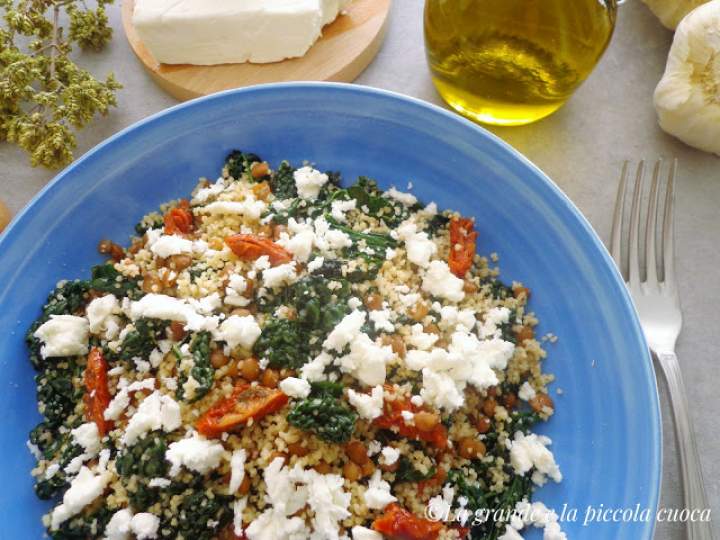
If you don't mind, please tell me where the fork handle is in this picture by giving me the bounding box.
[656,351,715,540]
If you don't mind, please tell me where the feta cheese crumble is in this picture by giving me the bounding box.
[347,385,384,420]
[34,315,89,359]
[294,166,329,200]
[216,315,262,350]
[422,261,465,302]
[508,432,562,486]
[150,234,194,258]
[279,377,312,399]
[166,433,225,476]
[363,470,397,510]
[50,466,111,529]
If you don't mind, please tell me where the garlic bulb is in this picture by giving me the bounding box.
[654,1,720,155]
[642,0,709,30]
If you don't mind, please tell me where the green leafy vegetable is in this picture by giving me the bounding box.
[49,505,113,540]
[394,456,436,483]
[188,331,213,401]
[483,277,514,301]
[117,318,165,364]
[35,363,84,427]
[160,483,233,540]
[425,213,450,236]
[26,278,90,370]
[117,431,169,508]
[288,275,351,331]
[90,263,141,299]
[134,215,163,235]
[255,275,353,370]
[346,176,410,227]
[253,318,310,370]
[499,308,517,344]
[322,215,397,281]
[224,150,262,180]
[287,382,357,443]
[326,216,398,253]
[33,432,83,500]
[309,380,344,398]
[176,332,214,402]
[447,465,533,539]
[116,432,168,476]
[268,161,297,199]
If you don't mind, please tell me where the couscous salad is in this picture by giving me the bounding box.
[26,151,564,540]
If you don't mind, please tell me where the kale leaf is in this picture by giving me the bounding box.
[225,150,262,180]
[483,277,514,301]
[309,380,344,398]
[49,505,113,540]
[118,318,166,364]
[253,318,310,370]
[425,213,450,237]
[498,308,517,344]
[117,431,169,508]
[346,176,410,227]
[394,456,436,483]
[266,197,306,225]
[447,467,533,539]
[176,332,214,402]
[325,216,398,253]
[159,483,233,540]
[35,363,84,427]
[322,215,397,281]
[89,264,142,299]
[26,279,90,370]
[189,331,213,401]
[254,275,352,369]
[286,275,351,332]
[116,432,168,477]
[268,160,298,199]
[134,214,164,235]
[33,432,83,500]
[287,382,357,443]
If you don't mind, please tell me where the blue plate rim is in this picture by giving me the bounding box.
[0,81,662,537]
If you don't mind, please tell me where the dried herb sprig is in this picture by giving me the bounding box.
[0,0,121,169]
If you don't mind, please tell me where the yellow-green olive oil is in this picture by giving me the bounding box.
[424,0,616,126]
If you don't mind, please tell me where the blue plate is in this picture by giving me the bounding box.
[0,83,660,539]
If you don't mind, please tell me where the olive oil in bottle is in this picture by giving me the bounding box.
[424,0,616,126]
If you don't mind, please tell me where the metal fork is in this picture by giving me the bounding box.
[611,160,713,540]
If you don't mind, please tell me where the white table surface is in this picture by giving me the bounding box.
[1,1,718,538]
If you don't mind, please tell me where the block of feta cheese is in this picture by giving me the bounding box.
[133,0,350,66]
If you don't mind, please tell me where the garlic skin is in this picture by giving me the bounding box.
[642,0,709,30]
[654,1,720,155]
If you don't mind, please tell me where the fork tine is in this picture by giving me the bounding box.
[645,160,662,286]
[610,161,629,275]
[628,161,645,287]
[662,159,678,288]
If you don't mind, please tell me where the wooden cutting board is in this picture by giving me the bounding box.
[121,0,391,101]
[0,199,11,233]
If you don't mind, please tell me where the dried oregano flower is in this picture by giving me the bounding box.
[0,0,121,169]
